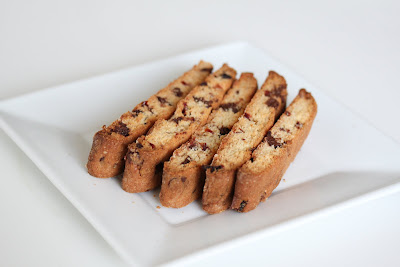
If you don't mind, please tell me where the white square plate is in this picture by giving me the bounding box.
[1,42,400,266]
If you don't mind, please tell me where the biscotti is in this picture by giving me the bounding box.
[231,89,317,213]
[160,73,257,208]
[87,61,213,178]
[202,71,287,214]
[122,64,237,193]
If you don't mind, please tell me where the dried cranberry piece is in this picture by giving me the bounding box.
[295,121,303,129]
[205,128,214,134]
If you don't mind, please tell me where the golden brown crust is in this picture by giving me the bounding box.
[122,64,237,193]
[87,129,134,178]
[202,169,236,213]
[87,61,213,178]
[202,71,287,214]
[231,89,318,212]
[160,73,257,208]
[160,164,205,208]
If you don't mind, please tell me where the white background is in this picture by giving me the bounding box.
[1,1,399,266]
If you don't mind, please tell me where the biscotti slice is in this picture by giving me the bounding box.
[87,61,213,178]
[202,71,287,214]
[122,64,237,193]
[160,73,257,208]
[231,89,317,213]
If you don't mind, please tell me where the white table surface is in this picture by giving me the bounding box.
[1,1,399,266]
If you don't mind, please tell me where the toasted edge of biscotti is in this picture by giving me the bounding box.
[121,64,237,193]
[160,73,258,208]
[202,70,287,214]
[87,60,213,178]
[231,89,317,213]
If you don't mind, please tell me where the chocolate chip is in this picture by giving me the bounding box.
[200,82,207,86]
[182,156,191,164]
[193,96,213,108]
[111,122,130,137]
[155,162,163,173]
[181,81,188,86]
[172,87,183,97]
[295,121,303,129]
[285,111,291,116]
[99,156,105,162]
[271,84,287,98]
[182,102,188,116]
[157,96,169,106]
[221,73,232,79]
[136,142,143,148]
[260,192,267,202]
[236,90,239,95]
[279,127,290,133]
[250,157,254,162]
[244,113,251,120]
[132,109,143,117]
[203,165,223,173]
[149,142,155,149]
[265,84,287,103]
[172,117,183,124]
[266,131,282,148]
[172,116,195,124]
[266,98,279,108]
[181,177,187,183]
[220,103,240,113]
[201,67,213,72]
[219,127,230,135]
[238,200,247,212]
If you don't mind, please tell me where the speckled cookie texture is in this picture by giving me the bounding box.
[87,61,213,178]
[202,71,287,214]
[231,89,317,213]
[160,73,257,208]
[122,64,237,193]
